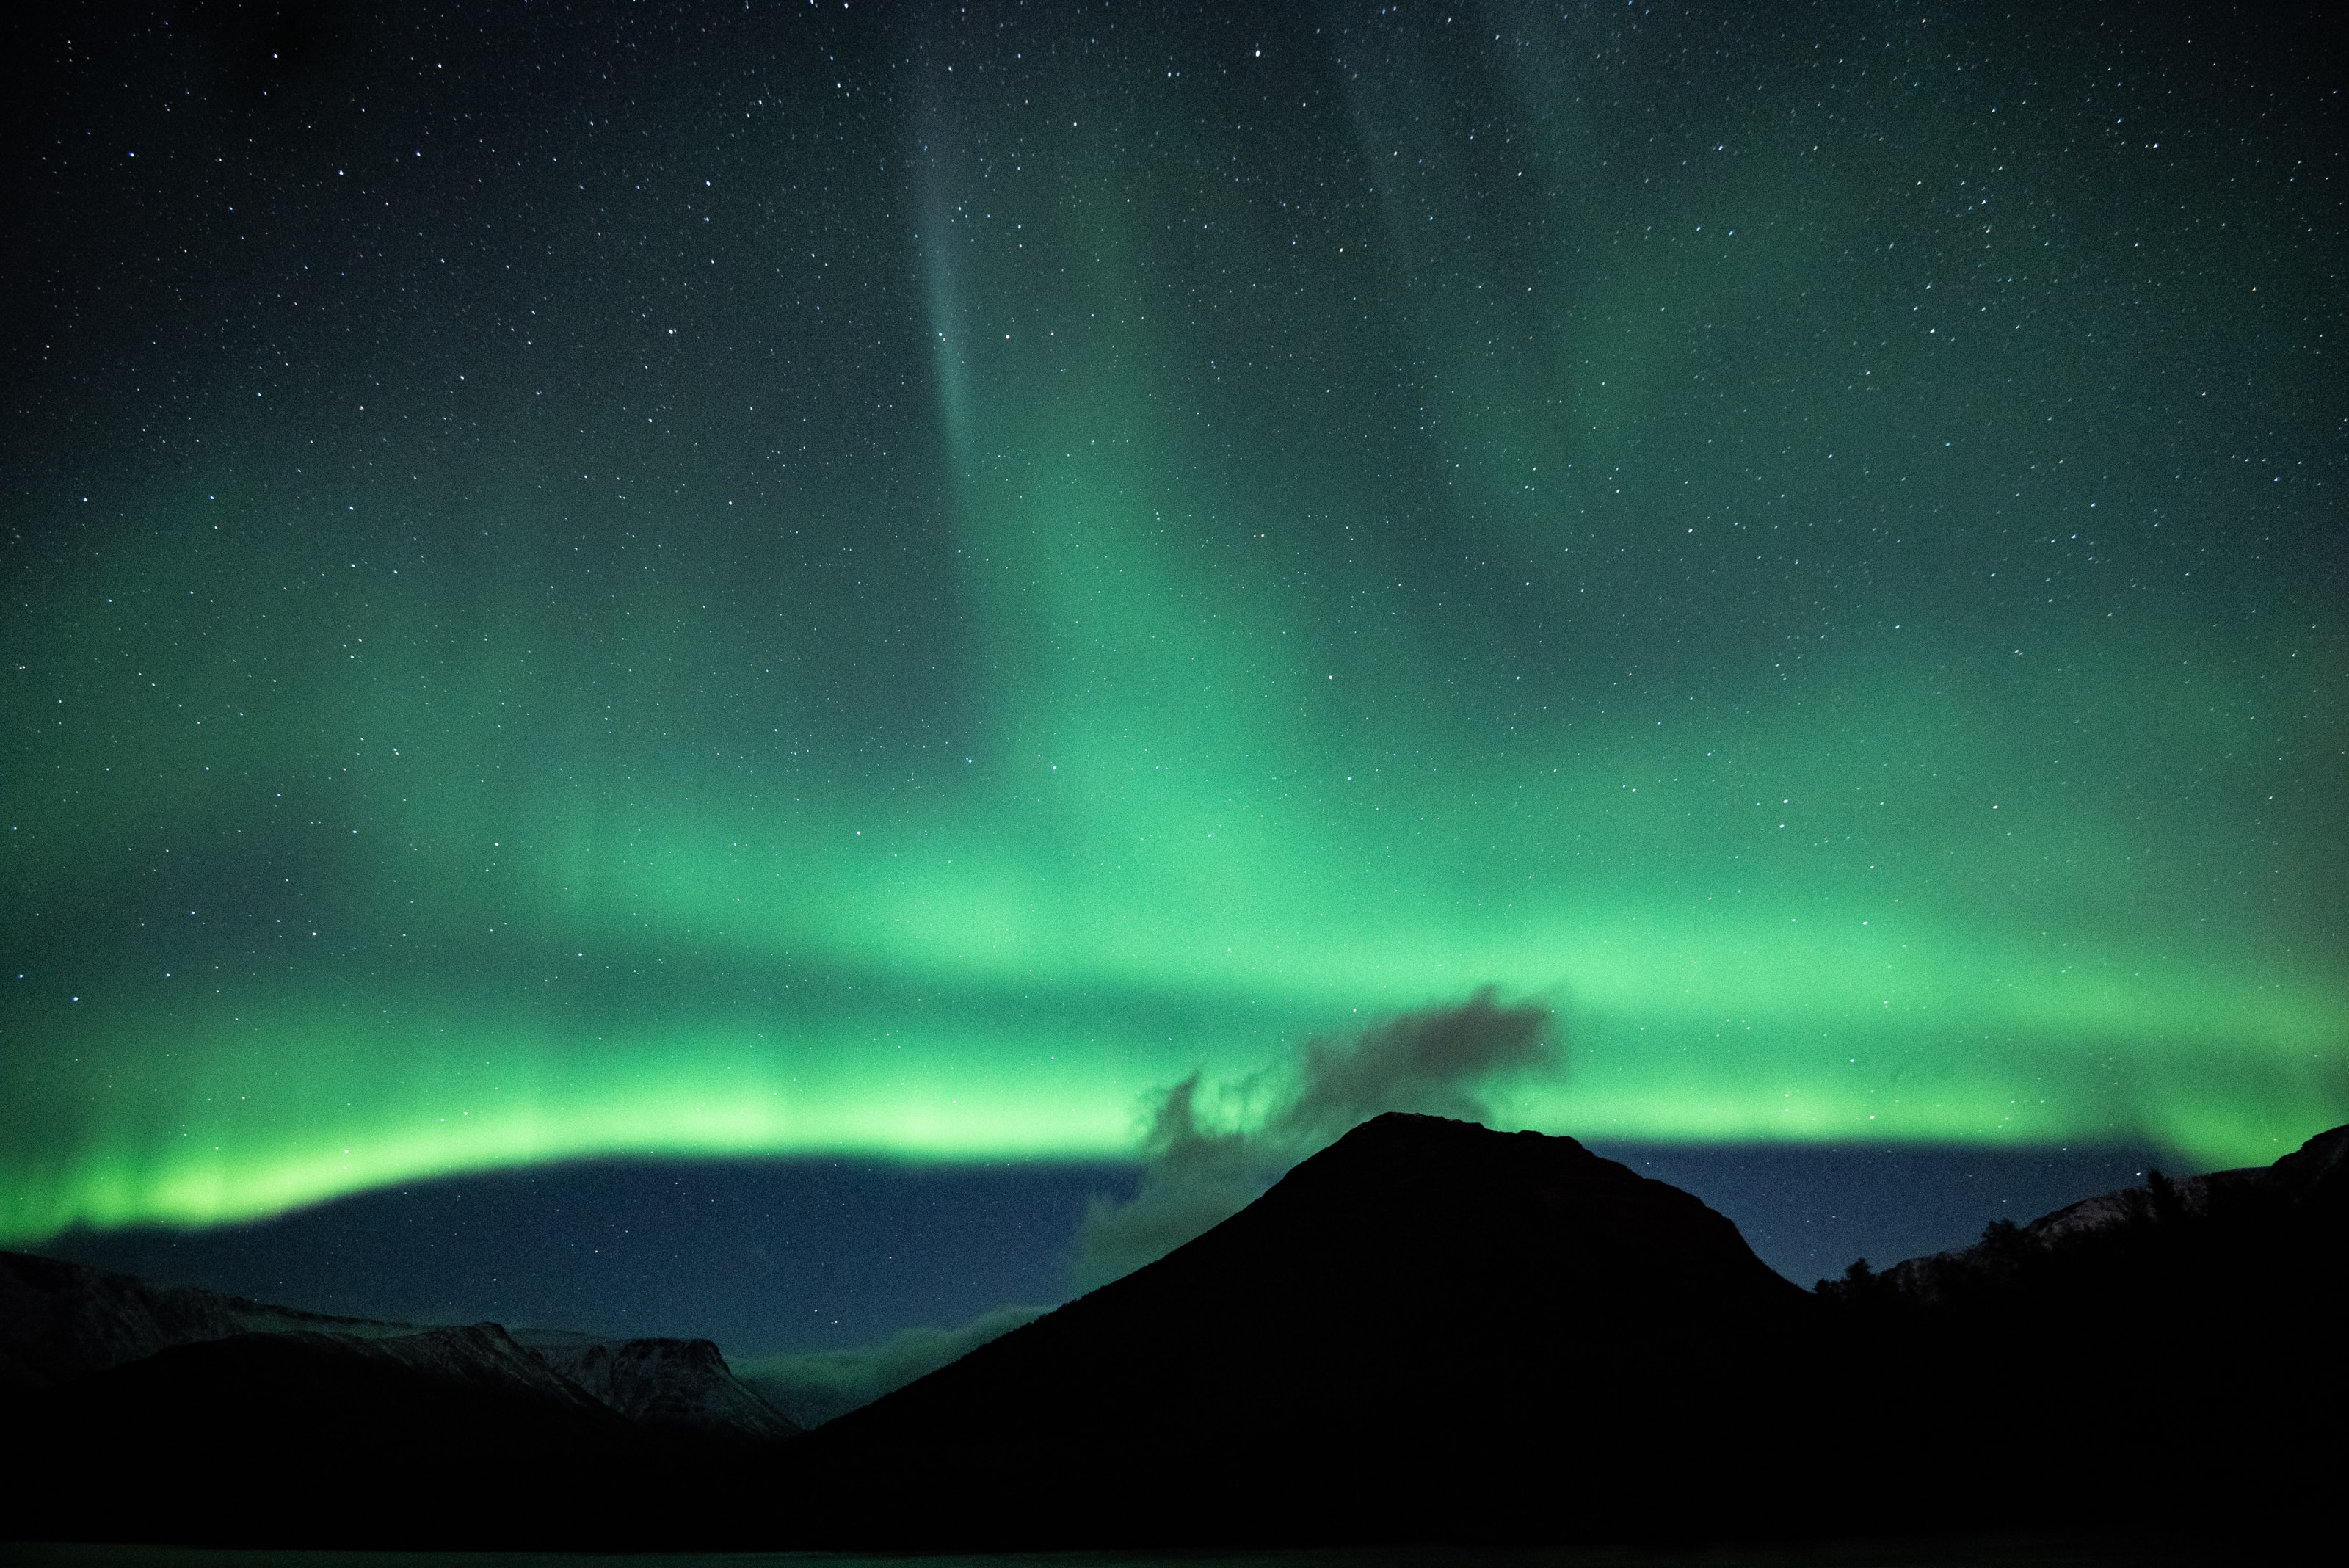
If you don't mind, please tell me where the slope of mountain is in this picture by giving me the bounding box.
[1870,1121,2349,1296]
[1813,1122,2347,1544]
[777,1113,1827,1547]
[0,1249,421,1388]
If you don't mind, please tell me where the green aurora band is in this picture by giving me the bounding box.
[4,5,2342,1242]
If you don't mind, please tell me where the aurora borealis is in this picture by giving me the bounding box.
[4,2,2342,1249]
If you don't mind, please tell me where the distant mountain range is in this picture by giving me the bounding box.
[1865,1116,2348,1301]
[4,1114,2340,1551]
[0,1249,796,1547]
[0,1248,798,1442]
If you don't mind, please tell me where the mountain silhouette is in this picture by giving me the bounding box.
[4,1114,2339,1552]
[779,1112,1826,1546]
[776,1113,2345,1550]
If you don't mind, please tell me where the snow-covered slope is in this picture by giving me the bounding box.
[0,1249,798,1439]
[0,1250,421,1388]
[518,1329,799,1439]
[1878,1122,2348,1298]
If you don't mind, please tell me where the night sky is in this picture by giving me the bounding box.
[4,3,2343,1354]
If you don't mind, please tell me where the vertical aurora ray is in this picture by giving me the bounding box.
[2,3,2342,1244]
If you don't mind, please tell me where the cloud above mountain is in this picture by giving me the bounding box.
[1072,987,1557,1285]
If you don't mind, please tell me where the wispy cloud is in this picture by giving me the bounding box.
[1072,987,1556,1285]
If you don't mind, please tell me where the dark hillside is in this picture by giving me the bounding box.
[1816,1124,2348,1536]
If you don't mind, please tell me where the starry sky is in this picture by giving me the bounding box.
[4,1,2343,1332]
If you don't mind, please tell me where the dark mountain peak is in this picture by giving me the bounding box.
[1298,1108,1613,1187]
[1182,1112,1801,1314]
[1300,1111,1779,1252]
[787,1114,1816,1546]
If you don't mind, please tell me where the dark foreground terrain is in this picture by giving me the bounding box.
[4,1114,2342,1553]
[0,1532,2291,1568]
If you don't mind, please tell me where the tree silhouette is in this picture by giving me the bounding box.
[1817,1255,1879,1304]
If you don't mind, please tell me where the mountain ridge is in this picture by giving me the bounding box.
[4,1113,2339,1552]
[0,1246,798,1442]
[1847,1121,2349,1303]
